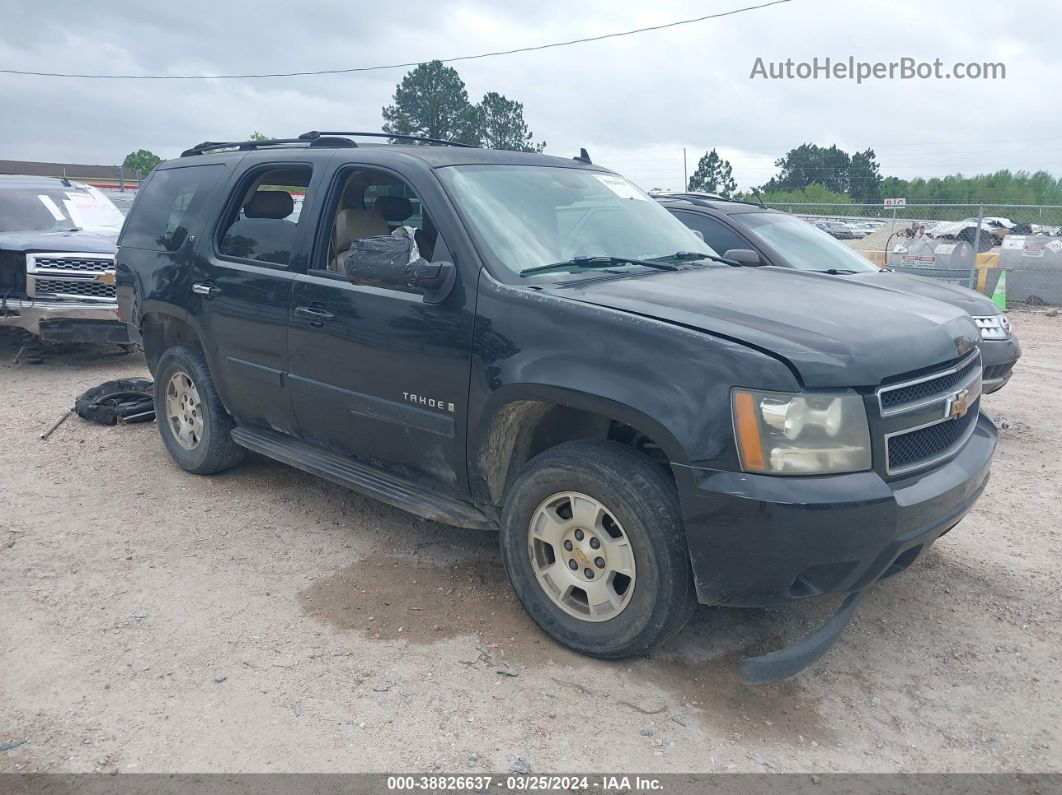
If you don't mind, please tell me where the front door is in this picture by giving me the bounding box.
[193,160,318,434]
[286,163,475,494]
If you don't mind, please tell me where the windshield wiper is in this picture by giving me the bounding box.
[818,268,859,275]
[519,255,678,277]
[652,250,742,267]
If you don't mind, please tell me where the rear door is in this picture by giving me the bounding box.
[285,160,476,494]
[192,158,322,434]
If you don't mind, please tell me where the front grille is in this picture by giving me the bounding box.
[886,400,980,473]
[32,278,116,299]
[877,351,983,476]
[32,256,111,273]
[26,252,116,304]
[879,353,980,412]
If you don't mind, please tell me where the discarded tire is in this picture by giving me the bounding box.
[74,378,156,425]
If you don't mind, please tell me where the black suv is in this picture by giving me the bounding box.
[117,133,996,682]
[657,193,1021,393]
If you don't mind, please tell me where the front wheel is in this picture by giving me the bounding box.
[499,441,697,659]
[154,345,244,475]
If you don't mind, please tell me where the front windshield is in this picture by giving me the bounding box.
[741,212,878,273]
[0,183,124,234]
[437,165,714,277]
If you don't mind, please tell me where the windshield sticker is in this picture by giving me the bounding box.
[37,195,67,221]
[593,174,648,201]
[63,190,124,232]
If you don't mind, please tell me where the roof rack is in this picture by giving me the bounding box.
[298,131,475,148]
[656,191,762,208]
[180,130,475,158]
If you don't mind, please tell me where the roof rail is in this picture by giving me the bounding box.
[180,130,476,158]
[657,191,761,208]
[298,130,476,148]
[180,136,360,158]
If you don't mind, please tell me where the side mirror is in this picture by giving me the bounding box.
[690,229,705,241]
[344,234,456,302]
[723,248,763,267]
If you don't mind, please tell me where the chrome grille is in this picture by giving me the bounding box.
[877,351,983,476]
[26,252,116,304]
[31,256,111,273]
[886,399,980,472]
[32,278,116,299]
[878,350,980,415]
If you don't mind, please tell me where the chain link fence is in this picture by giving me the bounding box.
[761,202,1062,307]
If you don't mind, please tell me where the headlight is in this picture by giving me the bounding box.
[973,314,1010,340]
[732,389,872,475]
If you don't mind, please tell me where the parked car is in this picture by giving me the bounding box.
[117,134,996,682]
[814,220,860,239]
[659,193,1020,392]
[0,175,128,344]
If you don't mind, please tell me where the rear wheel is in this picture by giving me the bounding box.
[154,345,244,475]
[499,440,697,658]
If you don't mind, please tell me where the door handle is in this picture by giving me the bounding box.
[294,304,336,325]
[192,282,221,298]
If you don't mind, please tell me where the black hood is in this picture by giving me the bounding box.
[0,229,117,255]
[844,270,998,316]
[547,265,980,388]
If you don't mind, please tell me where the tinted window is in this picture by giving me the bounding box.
[120,165,224,252]
[218,166,311,266]
[671,211,750,256]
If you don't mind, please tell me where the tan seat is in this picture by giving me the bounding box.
[330,208,389,271]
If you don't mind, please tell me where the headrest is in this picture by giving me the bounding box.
[335,208,389,251]
[244,190,294,219]
[374,195,413,223]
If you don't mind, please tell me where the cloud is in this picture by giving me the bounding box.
[1,0,1060,190]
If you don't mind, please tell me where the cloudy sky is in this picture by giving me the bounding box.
[1,0,1060,191]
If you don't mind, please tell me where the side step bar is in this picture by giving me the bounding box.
[230,426,494,531]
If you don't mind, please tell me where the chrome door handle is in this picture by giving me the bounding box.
[192,282,220,298]
[294,304,336,325]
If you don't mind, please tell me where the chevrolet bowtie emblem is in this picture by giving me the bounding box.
[96,272,116,285]
[574,548,588,564]
[947,388,972,420]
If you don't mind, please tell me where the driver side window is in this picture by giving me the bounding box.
[316,169,444,278]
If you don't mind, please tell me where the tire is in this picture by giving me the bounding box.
[499,440,697,659]
[154,344,244,475]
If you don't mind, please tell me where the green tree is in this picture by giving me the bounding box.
[848,148,883,203]
[764,143,851,195]
[248,131,271,142]
[687,149,737,197]
[122,149,161,176]
[476,91,543,152]
[382,60,480,145]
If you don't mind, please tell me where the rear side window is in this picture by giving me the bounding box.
[218,165,311,266]
[119,164,224,252]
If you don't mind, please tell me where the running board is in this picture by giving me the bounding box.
[230,426,494,530]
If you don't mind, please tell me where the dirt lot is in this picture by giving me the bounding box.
[1,313,1060,774]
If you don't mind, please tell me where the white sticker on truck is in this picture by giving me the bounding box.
[593,174,648,200]
[37,195,66,221]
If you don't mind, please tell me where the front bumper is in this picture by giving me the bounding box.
[674,412,996,607]
[0,301,128,343]
[980,336,1021,393]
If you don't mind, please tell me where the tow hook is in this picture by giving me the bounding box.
[740,591,864,685]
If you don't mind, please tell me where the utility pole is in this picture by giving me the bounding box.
[683,148,688,192]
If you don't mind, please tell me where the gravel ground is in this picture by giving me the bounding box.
[1,313,1060,774]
